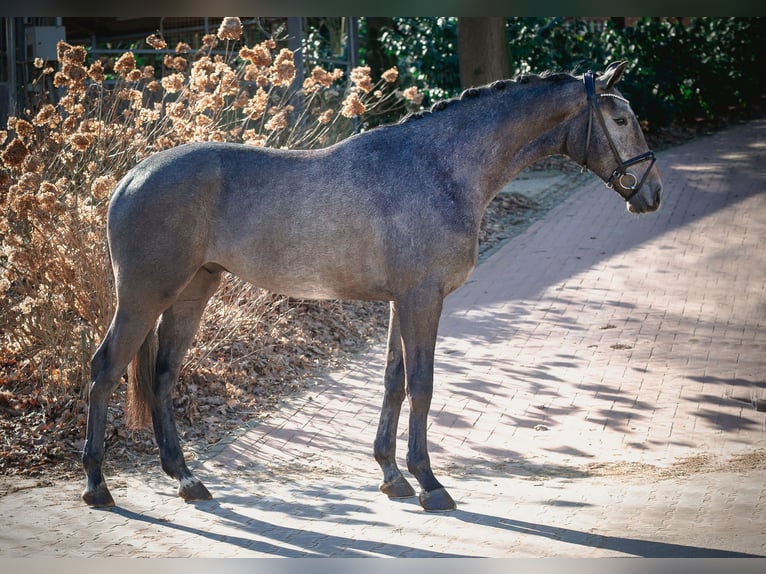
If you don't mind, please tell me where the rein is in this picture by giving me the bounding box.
[582,71,656,202]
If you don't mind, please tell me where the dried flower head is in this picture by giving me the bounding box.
[137,107,160,125]
[15,171,42,194]
[167,101,186,118]
[164,54,188,72]
[265,106,292,132]
[341,92,365,118]
[39,180,58,194]
[114,52,136,77]
[146,33,167,50]
[13,119,35,141]
[38,184,62,214]
[80,119,104,136]
[0,166,10,189]
[350,66,373,94]
[22,154,43,174]
[242,130,267,147]
[202,34,218,49]
[161,73,185,94]
[243,88,268,120]
[382,67,399,83]
[217,17,243,41]
[118,88,143,109]
[91,175,116,200]
[232,90,249,110]
[190,56,217,91]
[67,45,87,65]
[302,77,318,93]
[318,109,334,125]
[63,63,87,85]
[53,72,69,89]
[311,66,337,88]
[68,133,94,152]
[192,93,220,114]
[243,64,261,83]
[1,138,29,168]
[241,41,273,67]
[216,67,239,96]
[56,40,72,61]
[271,49,296,87]
[59,93,83,116]
[402,86,424,105]
[87,60,105,82]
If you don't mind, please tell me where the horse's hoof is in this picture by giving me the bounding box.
[380,476,416,499]
[82,483,115,508]
[178,478,212,502]
[419,487,457,512]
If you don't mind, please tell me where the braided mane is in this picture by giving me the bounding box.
[400,71,577,124]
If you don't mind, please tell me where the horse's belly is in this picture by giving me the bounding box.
[218,255,393,302]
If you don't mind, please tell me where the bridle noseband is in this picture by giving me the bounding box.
[582,71,656,202]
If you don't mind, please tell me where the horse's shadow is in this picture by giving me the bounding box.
[445,508,763,558]
[112,497,467,558]
[113,489,763,558]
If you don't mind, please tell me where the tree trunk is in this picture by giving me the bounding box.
[362,17,396,81]
[457,17,510,89]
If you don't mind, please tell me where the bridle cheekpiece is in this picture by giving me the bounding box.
[582,70,656,202]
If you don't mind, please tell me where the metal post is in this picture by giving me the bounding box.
[5,17,17,121]
[287,17,304,90]
[347,17,359,70]
[286,16,305,127]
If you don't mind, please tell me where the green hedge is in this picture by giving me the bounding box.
[375,17,765,129]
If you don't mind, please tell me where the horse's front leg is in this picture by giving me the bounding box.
[398,288,457,512]
[374,302,416,499]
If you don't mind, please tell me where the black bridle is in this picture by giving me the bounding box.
[582,71,656,202]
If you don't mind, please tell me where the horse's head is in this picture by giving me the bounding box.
[577,61,662,214]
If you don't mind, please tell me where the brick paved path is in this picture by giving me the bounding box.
[1,120,764,558]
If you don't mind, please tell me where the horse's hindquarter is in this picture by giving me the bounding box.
[107,145,226,298]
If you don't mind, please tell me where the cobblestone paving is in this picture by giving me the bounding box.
[1,120,764,558]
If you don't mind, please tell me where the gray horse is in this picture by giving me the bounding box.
[82,61,661,511]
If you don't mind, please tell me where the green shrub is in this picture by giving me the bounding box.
[372,17,765,129]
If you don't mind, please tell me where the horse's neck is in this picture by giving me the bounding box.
[444,82,586,210]
[496,120,576,185]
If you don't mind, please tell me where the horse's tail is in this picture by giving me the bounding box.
[125,328,158,431]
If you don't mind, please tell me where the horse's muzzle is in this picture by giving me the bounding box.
[627,181,662,214]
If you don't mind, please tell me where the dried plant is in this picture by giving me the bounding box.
[0,17,421,422]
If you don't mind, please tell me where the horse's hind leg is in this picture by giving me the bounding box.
[374,302,416,498]
[83,305,163,507]
[398,287,456,512]
[152,266,221,501]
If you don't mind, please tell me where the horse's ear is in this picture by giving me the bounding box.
[598,61,628,90]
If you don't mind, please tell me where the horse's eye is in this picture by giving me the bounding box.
[614,117,628,126]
